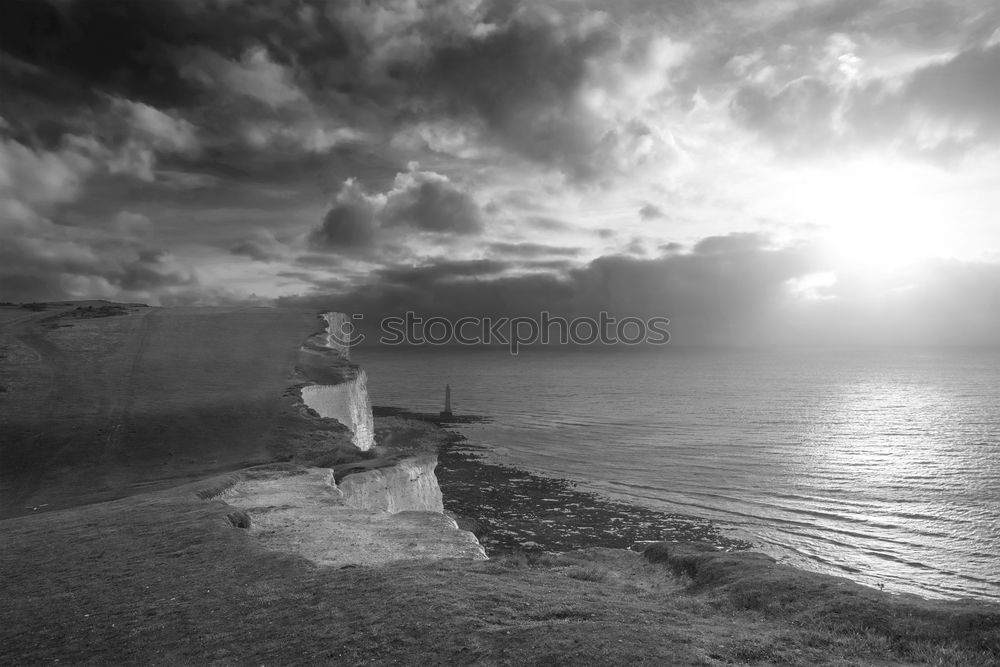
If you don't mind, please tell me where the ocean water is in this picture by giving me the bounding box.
[353,345,1000,601]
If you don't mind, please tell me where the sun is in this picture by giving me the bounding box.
[781,157,959,270]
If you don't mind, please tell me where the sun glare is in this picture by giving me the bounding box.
[783,158,959,270]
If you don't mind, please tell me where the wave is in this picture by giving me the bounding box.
[357,345,1000,601]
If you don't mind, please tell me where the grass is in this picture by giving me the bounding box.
[3,305,998,664]
[3,487,997,666]
[565,565,609,582]
[0,305,325,518]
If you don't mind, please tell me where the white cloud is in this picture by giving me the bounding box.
[381,167,483,234]
[0,138,94,209]
[122,100,199,154]
[334,0,497,68]
[786,270,837,300]
[243,120,362,153]
[230,229,291,263]
[391,119,489,159]
[987,27,1000,49]
[823,33,863,84]
[180,46,305,108]
[309,165,484,254]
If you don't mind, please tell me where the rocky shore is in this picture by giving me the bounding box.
[371,406,749,556]
[437,433,751,555]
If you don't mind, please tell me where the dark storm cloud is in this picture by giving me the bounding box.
[380,171,483,234]
[3,0,999,313]
[295,253,347,269]
[282,232,1000,346]
[282,262,574,320]
[280,233,823,344]
[0,229,195,303]
[0,0,668,292]
[0,273,65,303]
[115,249,193,291]
[308,168,484,254]
[0,0,203,107]
[405,11,620,180]
[0,0,352,107]
[230,231,289,263]
[565,234,814,326]
[309,179,379,251]
[0,0,633,180]
[0,0,365,181]
[0,53,99,152]
[378,259,511,287]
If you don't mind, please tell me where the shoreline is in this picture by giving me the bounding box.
[375,406,1000,607]
[438,435,752,556]
[373,406,751,556]
[3,308,1000,664]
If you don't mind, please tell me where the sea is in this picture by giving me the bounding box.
[353,344,1000,602]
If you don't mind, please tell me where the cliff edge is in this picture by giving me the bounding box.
[231,312,485,566]
[213,464,486,566]
[295,313,375,451]
[1,306,998,665]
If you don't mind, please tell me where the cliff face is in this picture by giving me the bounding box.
[296,312,375,451]
[217,312,485,566]
[219,465,486,566]
[318,312,352,359]
[299,377,375,452]
[338,454,444,514]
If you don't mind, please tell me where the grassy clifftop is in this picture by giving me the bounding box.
[0,304,324,518]
[2,305,998,665]
[1,472,997,665]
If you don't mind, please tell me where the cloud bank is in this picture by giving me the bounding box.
[1,0,998,344]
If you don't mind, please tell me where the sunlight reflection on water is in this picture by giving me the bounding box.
[356,345,1000,601]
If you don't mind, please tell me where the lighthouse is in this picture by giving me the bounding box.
[440,383,453,418]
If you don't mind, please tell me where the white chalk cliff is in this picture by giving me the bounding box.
[300,378,375,452]
[298,312,375,451]
[338,454,445,514]
[319,311,352,359]
[217,312,486,566]
[220,464,486,566]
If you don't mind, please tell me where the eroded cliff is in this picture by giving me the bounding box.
[296,312,375,451]
[299,379,375,452]
[218,464,486,566]
[217,312,485,566]
[338,454,445,514]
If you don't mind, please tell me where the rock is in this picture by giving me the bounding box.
[338,455,444,513]
[218,465,486,566]
[225,510,251,529]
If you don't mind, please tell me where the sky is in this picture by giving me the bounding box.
[2,0,1000,345]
